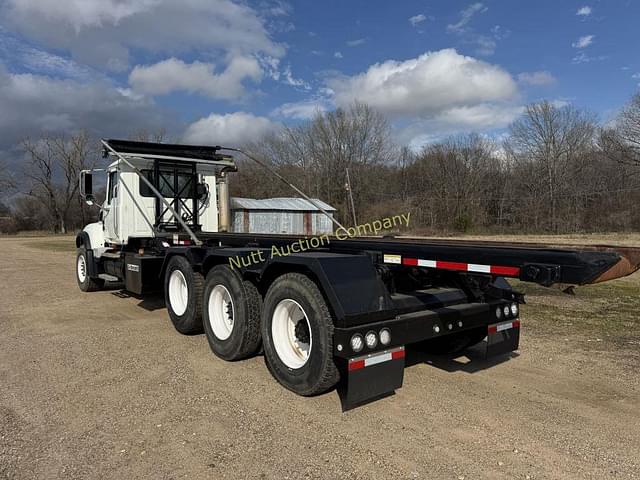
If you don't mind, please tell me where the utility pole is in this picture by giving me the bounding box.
[345,168,357,226]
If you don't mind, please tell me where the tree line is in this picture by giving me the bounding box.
[1,96,640,235]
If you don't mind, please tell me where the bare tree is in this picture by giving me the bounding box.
[0,159,15,197]
[600,93,640,167]
[21,131,95,233]
[505,101,596,232]
[408,134,500,231]
[242,102,394,224]
[129,128,168,143]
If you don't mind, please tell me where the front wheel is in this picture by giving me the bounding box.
[261,273,339,396]
[76,247,104,292]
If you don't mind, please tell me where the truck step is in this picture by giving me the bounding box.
[98,273,120,282]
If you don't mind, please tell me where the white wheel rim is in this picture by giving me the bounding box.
[272,299,312,369]
[77,254,87,283]
[208,285,234,340]
[168,270,188,316]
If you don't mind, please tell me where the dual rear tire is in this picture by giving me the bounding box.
[164,260,340,396]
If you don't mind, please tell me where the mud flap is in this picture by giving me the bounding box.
[338,347,405,411]
[486,320,520,357]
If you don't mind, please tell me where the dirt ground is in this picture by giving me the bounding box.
[1,235,639,480]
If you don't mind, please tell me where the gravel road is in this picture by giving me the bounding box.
[1,236,639,479]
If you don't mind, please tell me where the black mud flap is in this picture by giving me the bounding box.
[486,320,520,357]
[338,347,405,411]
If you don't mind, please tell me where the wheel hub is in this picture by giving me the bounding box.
[294,318,310,345]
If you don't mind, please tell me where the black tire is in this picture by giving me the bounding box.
[76,247,104,292]
[164,255,204,334]
[203,265,262,361]
[417,327,487,355]
[261,273,339,396]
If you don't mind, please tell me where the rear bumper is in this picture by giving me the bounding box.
[334,304,521,410]
[333,301,518,359]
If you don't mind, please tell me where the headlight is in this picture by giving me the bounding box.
[510,303,519,317]
[350,334,364,352]
[503,305,510,318]
[365,331,378,349]
[379,328,391,346]
[495,306,503,319]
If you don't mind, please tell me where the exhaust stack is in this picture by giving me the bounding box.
[217,172,231,232]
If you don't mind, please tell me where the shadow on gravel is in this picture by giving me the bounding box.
[405,343,519,374]
[110,289,166,311]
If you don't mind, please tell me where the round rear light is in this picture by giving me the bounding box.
[495,306,503,319]
[510,303,519,317]
[350,334,364,352]
[365,331,378,349]
[379,328,391,346]
[503,305,510,318]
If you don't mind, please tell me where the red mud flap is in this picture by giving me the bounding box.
[486,320,520,357]
[338,347,405,411]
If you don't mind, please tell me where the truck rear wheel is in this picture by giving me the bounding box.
[261,273,339,396]
[203,265,262,361]
[164,255,204,334]
[76,247,104,292]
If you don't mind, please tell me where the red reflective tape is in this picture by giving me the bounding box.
[391,349,405,360]
[348,359,365,371]
[513,319,521,328]
[488,325,498,334]
[436,261,468,272]
[402,258,419,266]
[490,265,520,277]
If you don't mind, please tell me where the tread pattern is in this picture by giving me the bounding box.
[165,256,204,334]
[237,278,263,358]
[264,273,340,396]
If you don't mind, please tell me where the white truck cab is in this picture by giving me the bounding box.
[79,139,234,252]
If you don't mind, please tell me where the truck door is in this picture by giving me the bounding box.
[103,170,119,243]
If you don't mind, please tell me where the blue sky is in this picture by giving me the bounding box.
[0,0,638,152]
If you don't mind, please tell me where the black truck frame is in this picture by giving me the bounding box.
[76,139,640,410]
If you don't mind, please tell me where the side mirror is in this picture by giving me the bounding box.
[79,171,101,208]
[80,171,93,197]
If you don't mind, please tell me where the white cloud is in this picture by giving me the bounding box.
[324,49,520,148]
[129,57,262,99]
[183,112,279,145]
[1,0,284,72]
[281,65,311,90]
[400,103,523,150]
[447,3,497,56]
[572,52,606,64]
[474,35,496,56]
[271,99,331,120]
[346,38,366,47]
[576,6,592,17]
[327,49,518,118]
[572,35,594,49]
[0,63,169,149]
[517,71,557,86]
[334,51,343,59]
[409,14,427,26]
[447,3,487,33]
